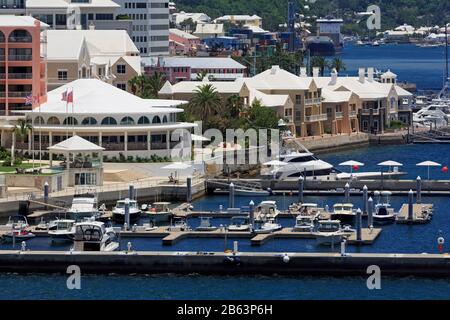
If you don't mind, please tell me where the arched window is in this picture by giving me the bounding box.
[81,117,97,125]
[101,117,117,125]
[162,115,168,123]
[0,31,4,43]
[34,116,45,125]
[152,116,161,124]
[138,116,150,124]
[47,117,60,125]
[8,29,32,42]
[63,117,78,125]
[120,116,135,125]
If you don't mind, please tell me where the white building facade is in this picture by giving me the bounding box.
[115,0,169,56]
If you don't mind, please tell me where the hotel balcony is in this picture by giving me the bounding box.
[0,91,31,98]
[305,98,322,106]
[335,112,343,119]
[8,54,32,61]
[8,36,32,43]
[361,108,382,116]
[6,73,32,79]
[305,114,328,122]
[349,110,358,118]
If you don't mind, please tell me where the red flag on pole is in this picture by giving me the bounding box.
[67,90,73,103]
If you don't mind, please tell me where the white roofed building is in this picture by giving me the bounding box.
[45,29,141,93]
[171,12,211,27]
[193,23,224,39]
[214,15,262,28]
[8,79,196,159]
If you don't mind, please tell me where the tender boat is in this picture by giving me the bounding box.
[331,203,356,224]
[167,217,190,232]
[372,191,397,224]
[253,218,282,234]
[112,199,141,223]
[5,215,29,230]
[48,219,76,243]
[1,228,35,243]
[293,215,315,232]
[35,217,58,231]
[254,201,280,222]
[72,221,119,252]
[143,202,173,223]
[67,193,100,221]
[228,216,251,232]
[195,217,218,231]
[313,220,350,246]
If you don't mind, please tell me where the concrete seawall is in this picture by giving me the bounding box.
[1,251,450,276]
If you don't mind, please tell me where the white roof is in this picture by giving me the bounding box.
[194,23,224,35]
[48,135,104,152]
[91,55,141,74]
[169,28,199,40]
[215,15,262,22]
[27,79,187,115]
[250,89,290,107]
[27,0,120,9]
[46,29,139,61]
[248,66,312,90]
[0,15,49,28]
[142,56,246,70]
[167,79,246,95]
[321,88,353,103]
[172,12,211,25]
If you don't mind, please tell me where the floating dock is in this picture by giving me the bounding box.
[1,250,450,276]
[396,203,434,224]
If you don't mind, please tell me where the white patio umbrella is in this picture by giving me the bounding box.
[339,160,365,175]
[162,162,192,180]
[416,161,441,180]
[378,160,403,180]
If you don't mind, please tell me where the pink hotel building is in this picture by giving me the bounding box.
[0,16,47,116]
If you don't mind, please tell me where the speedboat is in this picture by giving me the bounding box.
[331,203,356,224]
[1,229,35,243]
[312,220,350,246]
[35,217,58,231]
[48,219,76,243]
[372,191,396,224]
[289,203,319,215]
[5,215,29,230]
[195,217,218,231]
[72,221,119,252]
[293,215,315,232]
[112,199,141,223]
[167,217,190,232]
[254,201,280,222]
[253,219,282,234]
[228,216,251,232]
[143,202,173,223]
[67,193,101,221]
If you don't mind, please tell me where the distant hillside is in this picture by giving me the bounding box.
[176,0,449,32]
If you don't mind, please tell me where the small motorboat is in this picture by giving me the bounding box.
[4,215,29,230]
[112,199,141,223]
[293,215,315,232]
[35,217,58,231]
[67,193,101,221]
[253,219,282,234]
[72,221,119,252]
[312,220,349,246]
[167,217,190,232]
[143,202,173,223]
[195,217,218,231]
[48,219,76,243]
[228,216,251,232]
[331,203,356,224]
[254,201,280,222]
[372,191,396,225]
[1,229,35,243]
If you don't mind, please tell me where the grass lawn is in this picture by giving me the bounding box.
[0,162,45,173]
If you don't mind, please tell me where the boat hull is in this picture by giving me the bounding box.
[112,211,141,223]
[330,214,356,224]
[147,213,172,223]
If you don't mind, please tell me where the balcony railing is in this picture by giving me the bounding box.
[8,55,32,61]
[305,98,322,105]
[0,73,32,79]
[8,36,32,43]
[361,109,381,115]
[305,114,328,122]
[7,91,31,98]
[335,111,343,119]
[0,55,5,61]
[349,111,358,117]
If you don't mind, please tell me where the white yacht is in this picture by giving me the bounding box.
[413,103,450,127]
[142,202,173,223]
[112,199,141,223]
[72,221,119,252]
[313,220,352,246]
[48,219,76,242]
[372,191,397,224]
[227,216,251,232]
[293,215,315,232]
[254,201,280,222]
[331,203,356,224]
[4,215,29,230]
[253,218,282,234]
[67,193,100,221]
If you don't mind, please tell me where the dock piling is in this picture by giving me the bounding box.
[344,183,350,203]
[416,176,422,204]
[298,176,304,203]
[44,181,49,209]
[356,208,362,242]
[233,241,238,254]
[125,198,130,229]
[363,185,368,214]
[186,177,192,203]
[408,190,414,221]
[340,239,346,256]
[368,197,374,227]
[229,183,235,209]
[249,200,255,229]
[128,185,135,200]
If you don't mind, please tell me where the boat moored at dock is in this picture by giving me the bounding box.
[72,221,119,252]
[143,202,173,223]
[331,204,356,224]
[48,220,76,243]
[112,199,141,223]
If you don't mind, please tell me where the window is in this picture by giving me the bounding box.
[81,117,97,125]
[152,116,161,124]
[75,172,97,186]
[63,117,78,125]
[295,95,302,105]
[47,117,60,125]
[138,116,150,124]
[101,117,117,125]
[120,116,135,125]
[58,70,68,81]
[116,83,126,91]
[95,14,113,20]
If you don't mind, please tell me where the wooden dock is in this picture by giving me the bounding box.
[250,228,381,246]
[396,203,434,224]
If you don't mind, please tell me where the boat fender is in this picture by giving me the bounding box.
[438,237,445,253]
[282,254,290,263]
[21,241,26,252]
[267,188,273,195]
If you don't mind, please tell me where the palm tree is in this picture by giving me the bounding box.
[196,70,209,81]
[311,56,329,76]
[144,72,165,98]
[225,94,244,118]
[330,57,346,73]
[128,74,147,97]
[188,84,223,120]
[11,118,32,164]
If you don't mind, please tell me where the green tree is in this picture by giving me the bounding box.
[11,118,32,163]
[244,99,279,130]
[196,70,209,81]
[330,57,346,73]
[225,94,244,118]
[188,84,223,121]
[311,56,330,76]
[144,72,166,99]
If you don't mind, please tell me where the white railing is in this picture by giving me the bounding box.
[305,98,322,105]
[305,114,327,122]
[349,111,358,117]
[335,112,343,119]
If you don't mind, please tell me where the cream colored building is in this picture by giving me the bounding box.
[45,29,141,93]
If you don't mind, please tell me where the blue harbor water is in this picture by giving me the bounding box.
[338,43,447,90]
[1,43,450,299]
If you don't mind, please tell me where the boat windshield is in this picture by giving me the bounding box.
[75,225,104,241]
[116,201,137,209]
[318,223,340,232]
